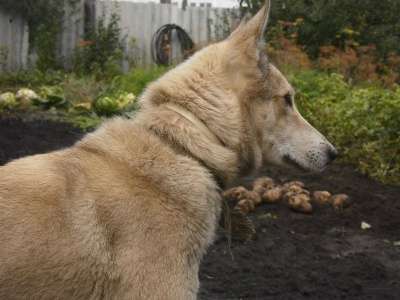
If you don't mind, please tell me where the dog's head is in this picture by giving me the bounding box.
[212,0,337,173]
[141,1,337,178]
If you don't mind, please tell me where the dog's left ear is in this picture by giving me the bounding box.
[228,0,271,48]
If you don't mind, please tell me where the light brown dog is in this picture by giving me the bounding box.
[0,1,336,299]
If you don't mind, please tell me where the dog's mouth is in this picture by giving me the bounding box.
[283,154,329,174]
[282,154,309,172]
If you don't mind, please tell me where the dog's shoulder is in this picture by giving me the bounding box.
[78,117,220,200]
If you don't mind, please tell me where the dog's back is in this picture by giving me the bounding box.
[0,119,221,299]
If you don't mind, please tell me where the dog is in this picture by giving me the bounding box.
[0,1,337,299]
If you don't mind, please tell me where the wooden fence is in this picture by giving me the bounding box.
[0,1,238,73]
[0,10,29,72]
[59,0,86,68]
[96,1,239,69]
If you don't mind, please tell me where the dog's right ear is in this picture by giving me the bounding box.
[228,0,271,48]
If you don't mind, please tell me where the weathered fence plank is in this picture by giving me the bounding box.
[59,0,85,69]
[0,1,238,73]
[0,10,29,72]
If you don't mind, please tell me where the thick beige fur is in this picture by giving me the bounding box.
[0,1,336,299]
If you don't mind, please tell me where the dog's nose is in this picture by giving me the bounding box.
[328,147,338,162]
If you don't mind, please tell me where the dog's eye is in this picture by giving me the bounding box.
[284,94,293,107]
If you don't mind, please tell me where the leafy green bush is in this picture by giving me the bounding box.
[73,13,124,78]
[239,0,400,60]
[290,70,400,185]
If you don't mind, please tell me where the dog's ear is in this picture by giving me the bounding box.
[228,0,271,49]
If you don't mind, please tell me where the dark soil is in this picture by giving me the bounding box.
[0,115,83,165]
[1,115,399,300]
[200,167,400,300]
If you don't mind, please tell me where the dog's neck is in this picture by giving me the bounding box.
[134,101,240,187]
[164,103,223,147]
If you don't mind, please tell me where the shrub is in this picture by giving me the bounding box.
[290,70,400,185]
[241,0,400,86]
[266,0,400,60]
[266,20,400,87]
[317,44,400,87]
[267,19,311,71]
[73,13,124,78]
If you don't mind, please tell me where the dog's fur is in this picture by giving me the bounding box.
[0,2,336,299]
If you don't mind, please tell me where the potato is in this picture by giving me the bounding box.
[235,199,255,214]
[331,194,351,210]
[246,199,256,212]
[289,180,305,188]
[312,191,332,205]
[253,177,275,195]
[283,180,305,191]
[288,194,313,214]
[222,186,248,200]
[301,189,311,196]
[253,185,267,196]
[222,186,262,208]
[247,190,262,205]
[296,193,311,203]
[262,187,284,203]
[287,184,307,194]
[283,191,296,202]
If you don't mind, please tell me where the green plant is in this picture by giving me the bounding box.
[265,0,400,59]
[290,70,400,185]
[265,16,400,87]
[0,92,17,110]
[93,93,134,116]
[35,23,61,71]
[35,86,66,109]
[73,12,124,78]
[239,0,400,85]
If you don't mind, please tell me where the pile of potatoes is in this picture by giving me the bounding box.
[223,176,350,215]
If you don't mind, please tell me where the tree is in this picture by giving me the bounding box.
[238,0,400,59]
